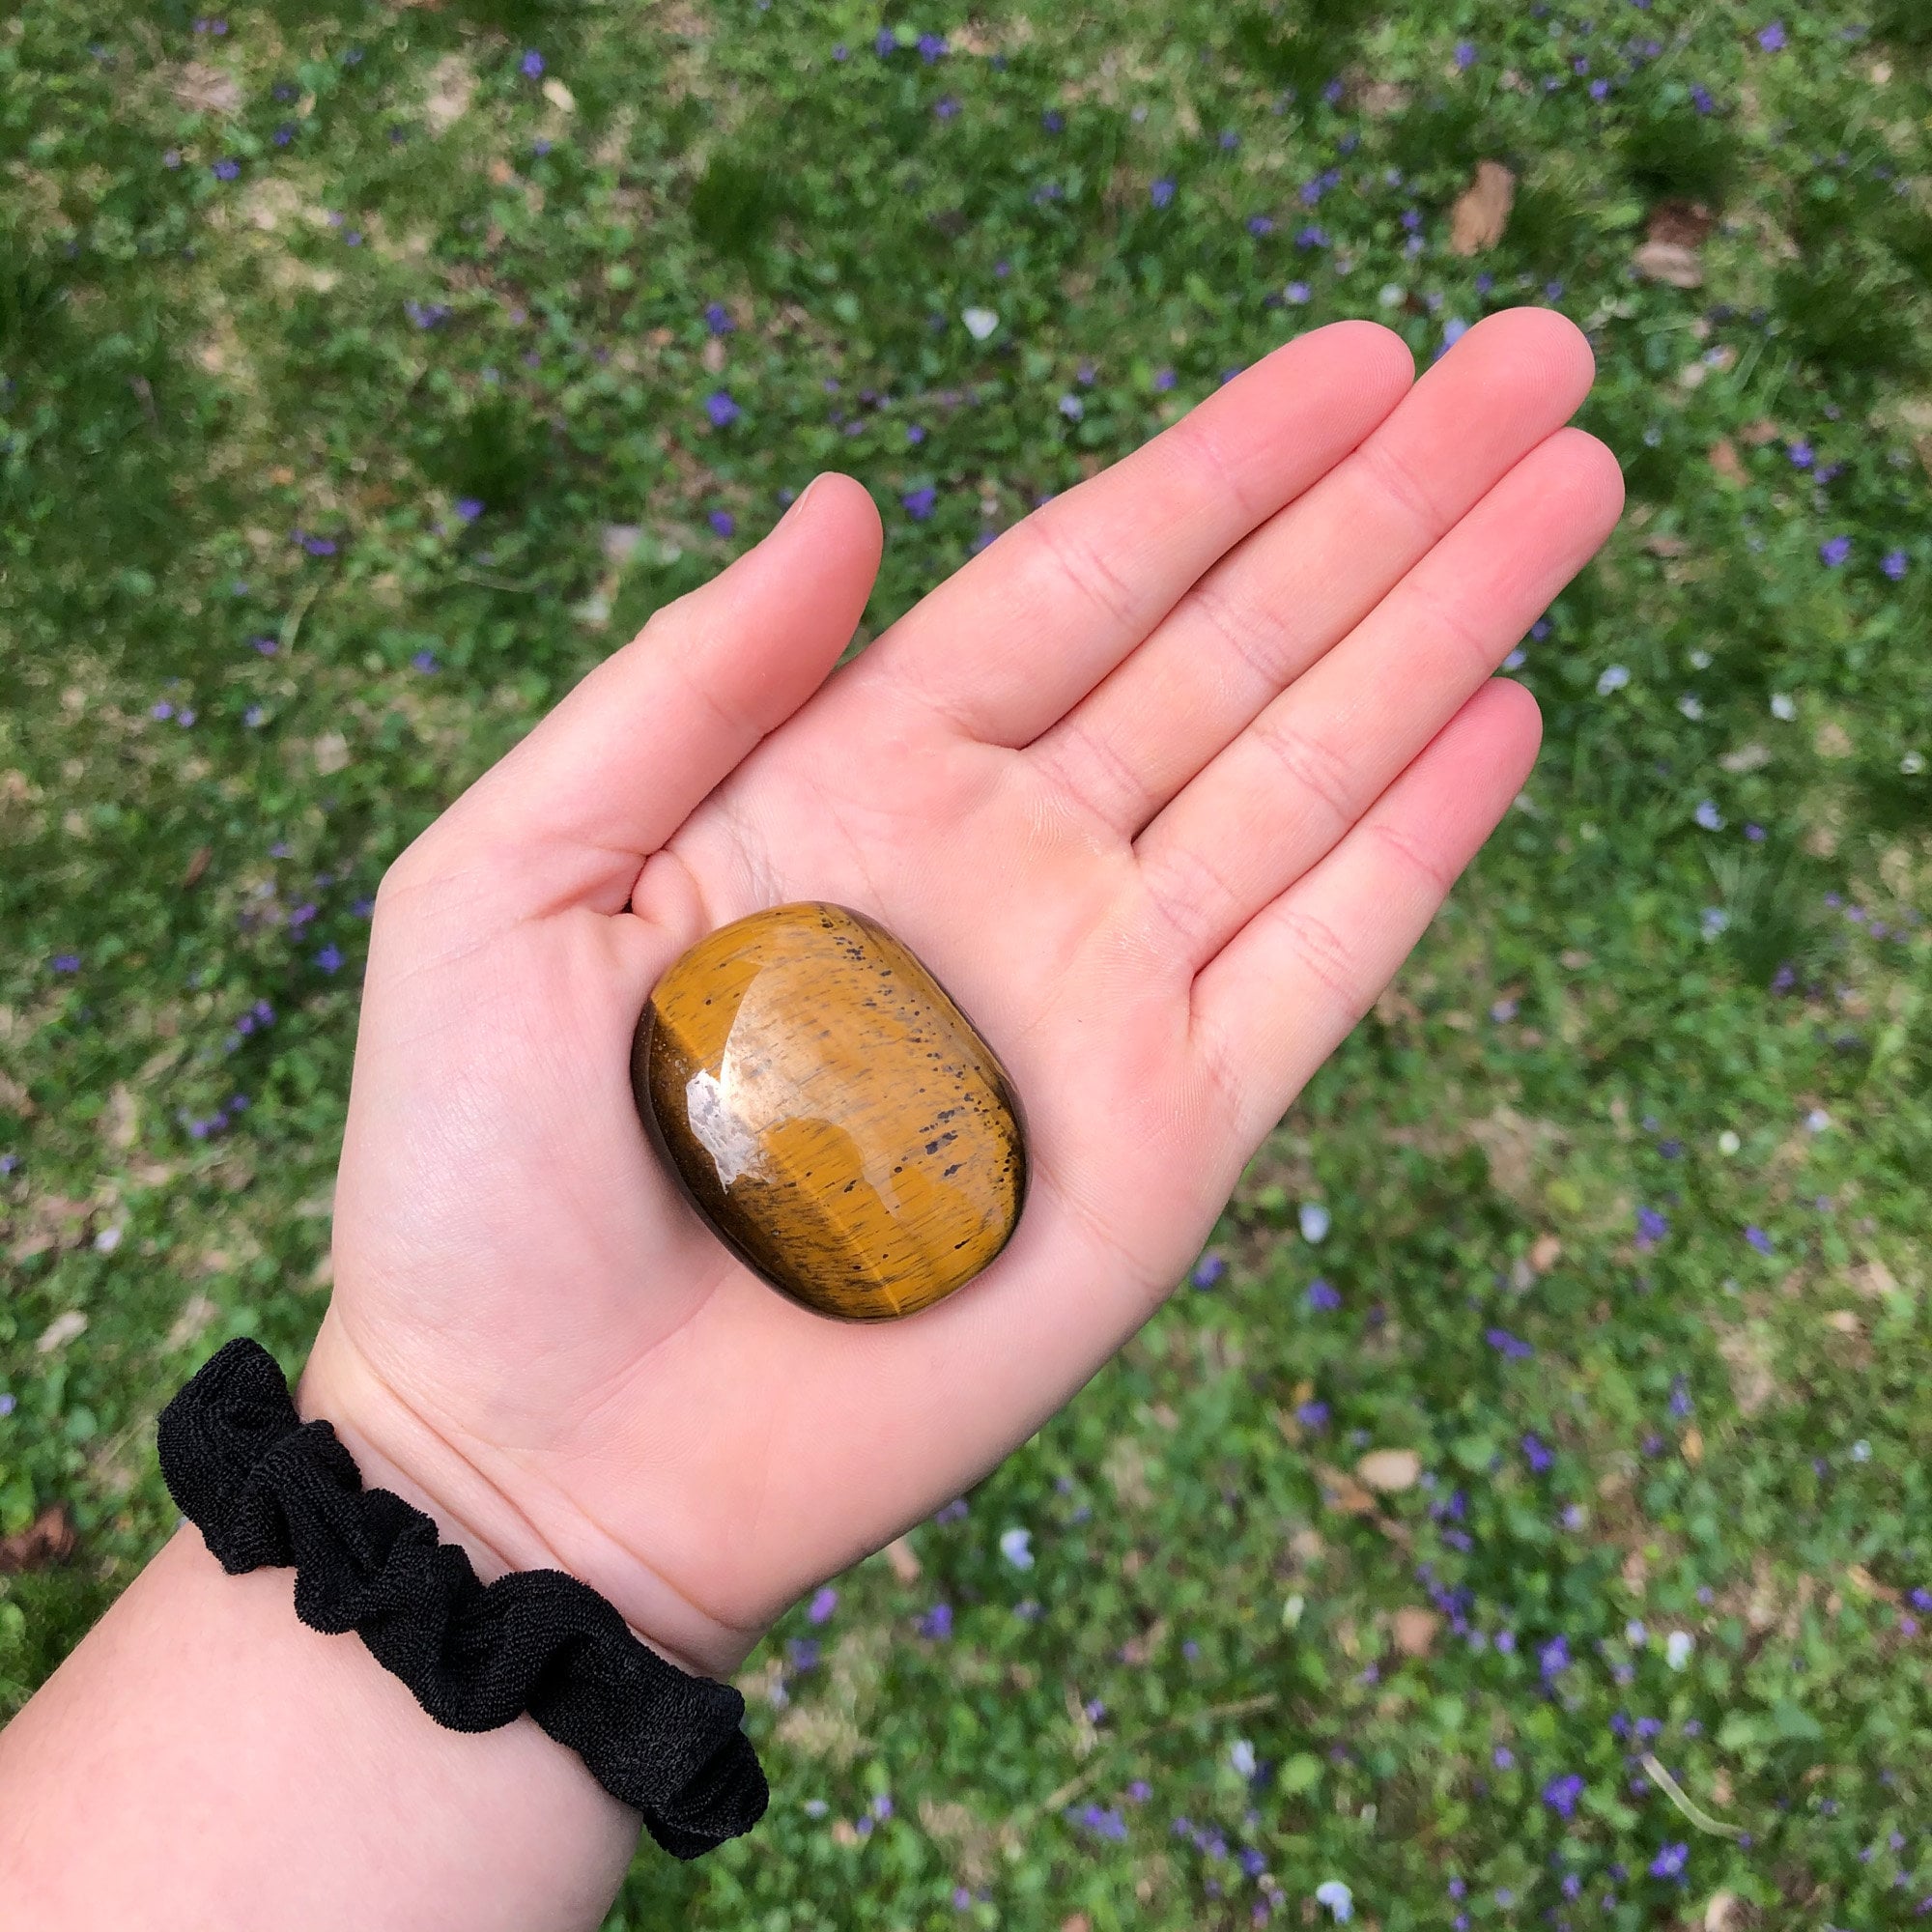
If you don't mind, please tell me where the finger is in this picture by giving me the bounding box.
[1028,306,1596,834]
[1190,678,1543,1151]
[1136,427,1622,969]
[431,473,883,910]
[845,321,1415,746]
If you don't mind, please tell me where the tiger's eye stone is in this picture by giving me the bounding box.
[633,902,1028,1321]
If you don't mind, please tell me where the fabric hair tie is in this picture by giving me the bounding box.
[156,1337,767,1860]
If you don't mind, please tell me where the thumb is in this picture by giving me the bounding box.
[436,471,882,907]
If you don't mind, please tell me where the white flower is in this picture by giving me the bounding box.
[1626,1619,1648,1646]
[1230,1738,1257,1777]
[998,1527,1034,1570]
[1689,648,1713,669]
[1771,693,1797,721]
[1596,664,1630,696]
[1298,1202,1331,1244]
[1852,1439,1872,1463]
[1679,694,1704,721]
[1719,1130,1741,1155]
[1665,1630,1693,1670]
[1701,907,1729,940]
[1315,1879,1354,1922]
[1904,752,1926,776]
[961,306,999,341]
[1378,283,1405,307]
[1805,1109,1832,1133]
[1058,393,1084,421]
[1694,799,1723,830]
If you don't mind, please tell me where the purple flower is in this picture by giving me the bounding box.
[1544,1773,1585,1818]
[1306,1278,1341,1313]
[1883,550,1909,581]
[1219,129,1239,150]
[454,497,484,522]
[1153,366,1178,390]
[51,953,81,974]
[1589,77,1610,99]
[1066,1803,1127,1841]
[708,508,736,538]
[411,649,439,673]
[874,26,896,55]
[1521,1433,1554,1474]
[1650,1841,1689,1879]
[808,1585,838,1624]
[703,390,741,428]
[1670,1376,1693,1419]
[785,1635,820,1670]
[1151,178,1176,209]
[1191,1253,1227,1289]
[1295,224,1329,249]
[1486,1326,1534,1359]
[1295,1400,1330,1431]
[1246,214,1275,237]
[902,486,937,522]
[1820,535,1852,568]
[1787,440,1814,468]
[1691,83,1716,112]
[1285,280,1312,303]
[919,1601,953,1639]
[314,944,343,974]
[521,48,544,77]
[1746,1225,1774,1254]
[1635,1206,1668,1251]
[1042,109,1065,132]
[703,302,734,335]
[404,299,450,329]
[0,1393,14,1416]
[934,95,958,120]
[917,32,947,61]
[1493,1745,1515,1769]
[1539,1635,1571,1678]
[212,157,241,181]
[273,123,296,146]
[1756,20,1786,51]
[1455,40,1478,68]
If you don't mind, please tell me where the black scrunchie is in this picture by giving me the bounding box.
[156,1338,767,1860]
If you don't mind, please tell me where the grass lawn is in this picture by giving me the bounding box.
[3,1,1930,1925]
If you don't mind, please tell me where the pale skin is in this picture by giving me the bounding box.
[0,309,1622,1930]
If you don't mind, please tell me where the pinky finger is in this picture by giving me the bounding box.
[1188,678,1543,1153]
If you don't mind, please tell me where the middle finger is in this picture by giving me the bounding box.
[1025,306,1596,835]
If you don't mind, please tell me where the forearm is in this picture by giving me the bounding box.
[0,1523,639,1932]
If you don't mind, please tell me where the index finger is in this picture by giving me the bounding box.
[844,321,1415,748]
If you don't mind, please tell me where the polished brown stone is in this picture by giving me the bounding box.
[633,902,1028,1321]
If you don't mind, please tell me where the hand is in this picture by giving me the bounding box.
[302,308,1622,1678]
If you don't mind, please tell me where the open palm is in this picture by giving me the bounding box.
[305,310,1621,1679]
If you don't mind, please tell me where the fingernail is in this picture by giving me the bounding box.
[777,472,827,529]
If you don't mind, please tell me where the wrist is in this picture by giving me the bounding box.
[297,1311,766,1681]
[0,1521,639,1932]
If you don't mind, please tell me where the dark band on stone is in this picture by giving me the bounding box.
[156,1337,767,1860]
